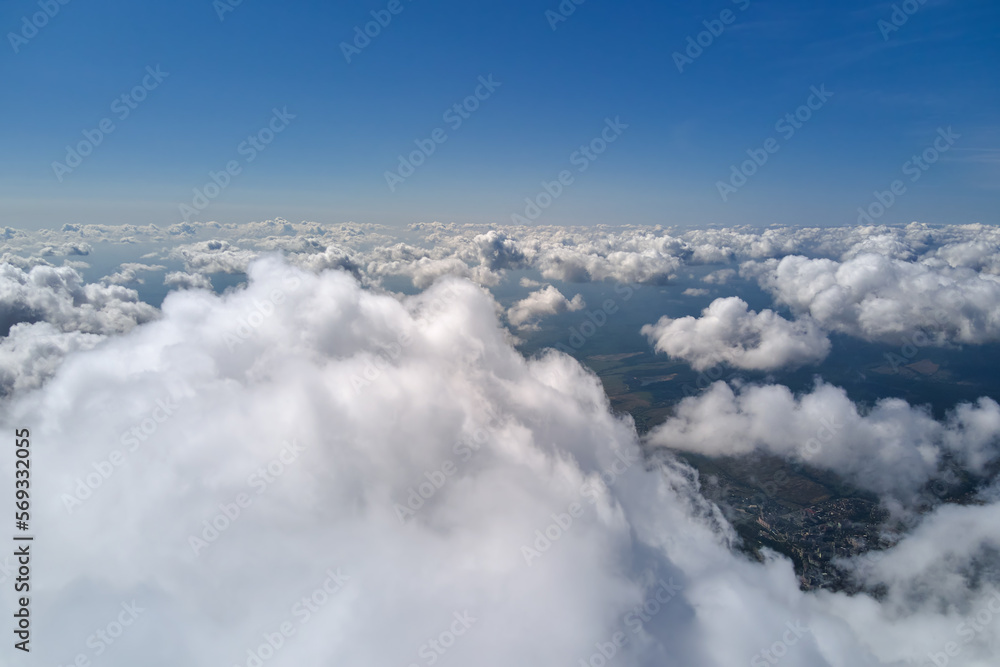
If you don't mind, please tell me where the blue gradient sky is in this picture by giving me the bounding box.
[1,0,997,229]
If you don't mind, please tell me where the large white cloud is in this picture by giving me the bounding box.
[645,380,1000,502]
[744,253,1000,344]
[0,258,708,666]
[0,257,998,666]
[641,297,831,371]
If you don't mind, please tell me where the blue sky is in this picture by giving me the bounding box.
[1,0,997,229]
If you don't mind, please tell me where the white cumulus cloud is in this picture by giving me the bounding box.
[0,238,998,666]
[744,253,1000,344]
[507,285,585,330]
[645,380,1000,502]
[641,297,831,371]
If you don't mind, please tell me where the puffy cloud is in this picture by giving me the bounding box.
[941,397,1000,475]
[744,253,1000,344]
[0,321,103,396]
[836,497,1000,665]
[0,263,156,394]
[8,220,1000,302]
[289,244,362,279]
[41,241,92,256]
[0,262,157,336]
[370,255,495,289]
[170,240,258,275]
[641,297,830,371]
[931,237,1000,275]
[0,258,709,665]
[0,253,53,270]
[852,499,1000,596]
[0,257,998,665]
[506,285,585,330]
[164,271,213,290]
[103,263,166,285]
[473,230,527,271]
[644,380,1000,501]
[702,269,736,285]
[534,244,683,284]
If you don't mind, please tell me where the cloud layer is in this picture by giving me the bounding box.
[0,257,998,665]
[7,220,1000,353]
[3,222,1000,665]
